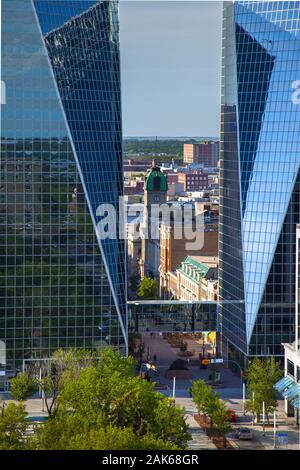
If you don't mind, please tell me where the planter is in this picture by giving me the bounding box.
[193,414,234,450]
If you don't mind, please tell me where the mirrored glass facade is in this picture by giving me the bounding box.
[0,0,127,370]
[296,224,300,350]
[220,1,300,365]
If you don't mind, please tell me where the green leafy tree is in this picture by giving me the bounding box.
[204,391,221,430]
[151,398,190,448]
[245,358,282,423]
[190,379,213,419]
[97,347,137,379]
[0,402,28,450]
[15,349,96,418]
[190,379,231,446]
[209,401,232,447]
[137,277,159,300]
[29,347,189,449]
[59,368,189,447]
[28,413,179,450]
[10,372,37,402]
[40,348,96,417]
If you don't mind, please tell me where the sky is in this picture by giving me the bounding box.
[119,1,223,137]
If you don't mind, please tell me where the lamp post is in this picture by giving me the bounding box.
[262,401,265,436]
[273,411,277,449]
[252,391,255,425]
[242,383,246,415]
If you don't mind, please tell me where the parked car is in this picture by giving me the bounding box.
[227,409,237,423]
[236,427,253,440]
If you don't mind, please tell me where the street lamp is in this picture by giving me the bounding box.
[242,382,246,415]
[273,411,277,449]
[262,401,265,436]
[224,359,245,413]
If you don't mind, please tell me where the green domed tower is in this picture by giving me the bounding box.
[141,161,168,278]
[144,160,168,194]
[144,160,168,206]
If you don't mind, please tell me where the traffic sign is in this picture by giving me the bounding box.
[210,358,224,364]
[277,433,288,447]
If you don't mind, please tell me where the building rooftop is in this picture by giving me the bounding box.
[177,255,218,284]
[185,255,218,267]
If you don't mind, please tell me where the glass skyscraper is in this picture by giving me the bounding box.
[220,1,300,367]
[0,0,127,370]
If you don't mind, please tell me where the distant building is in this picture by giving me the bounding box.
[159,205,218,298]
[178,171,209,192]
[177,256,218,302]
[167,182,185,200]
[183,141,219,167]
[167,173,179,185]
[127,219,142,279]
[124,181,144,196]
[124,159,153,173]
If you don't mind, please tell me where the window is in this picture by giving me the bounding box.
[287,359,295,377]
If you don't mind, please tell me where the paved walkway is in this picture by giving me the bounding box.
[142,332,242,399]
[176,397,216,450]
[186,415,216,450]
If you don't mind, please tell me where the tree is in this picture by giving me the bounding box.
[15,349,96,418]
[60,367,189,447]
[190,379,213,420]
[10,372,37,402]
[209,401,232,447]
[41,348,97,417]
[28,414,179,450]
[137,277,159,300]
[151,398,190,448]
[0,402,28,450]
[190,379,231,446]
[245,357,282,423]
[29,347,190,449]
[204,391,222,431]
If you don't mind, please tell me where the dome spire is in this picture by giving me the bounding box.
[152,159,158,169]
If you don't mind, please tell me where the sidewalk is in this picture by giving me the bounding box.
[176,397,216,450]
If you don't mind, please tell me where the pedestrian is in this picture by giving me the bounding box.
[153,354,157,362]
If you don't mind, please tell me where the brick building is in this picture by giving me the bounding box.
[183,141,219,167]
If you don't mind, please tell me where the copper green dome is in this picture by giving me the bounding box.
[144,161,168,192]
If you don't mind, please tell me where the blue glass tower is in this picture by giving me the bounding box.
[220,1,300,366]
[0,0,127,370]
